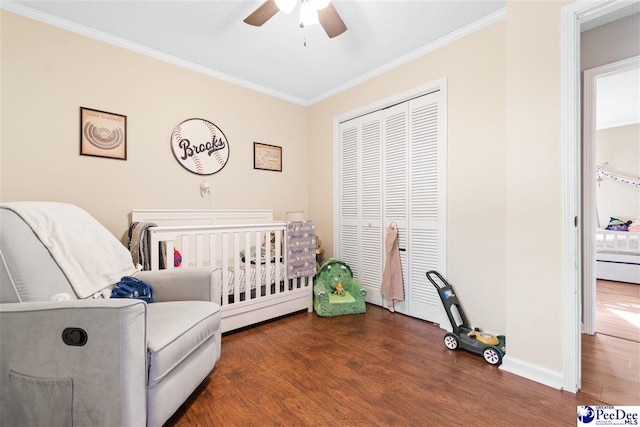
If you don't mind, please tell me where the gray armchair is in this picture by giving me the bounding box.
[0,204,222,427]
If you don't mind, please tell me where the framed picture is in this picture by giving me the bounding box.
[80,107,127,160]
[253,142,282,172]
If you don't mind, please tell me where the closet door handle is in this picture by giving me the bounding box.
[399,248,406,252]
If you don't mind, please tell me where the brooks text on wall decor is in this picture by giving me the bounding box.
[171,118,230,175]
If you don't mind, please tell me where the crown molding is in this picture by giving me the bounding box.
[306,7,507,105]
[2,1,506,107]
[0,0,309,106]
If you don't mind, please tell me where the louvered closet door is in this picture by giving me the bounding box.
[338,111,383,304]
[338,89,445,323]
[359,114,383,305]
[339,120,360,278]
[381,92,444,324]
[382,103,410,314]
[407,92,444,324]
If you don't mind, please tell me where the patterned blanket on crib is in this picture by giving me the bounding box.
[287,221,316,278]
[186,259,286,295]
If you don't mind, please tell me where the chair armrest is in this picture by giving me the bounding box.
[344,278,367,300]
[134,268,217,303]
[0,299,147,427]
[313,281,330,303]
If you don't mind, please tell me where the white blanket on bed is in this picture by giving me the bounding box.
[1,202,137,298]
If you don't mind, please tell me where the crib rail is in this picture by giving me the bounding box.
[145,222,313,310]
[596,230,640,253]
[147,222,286,269]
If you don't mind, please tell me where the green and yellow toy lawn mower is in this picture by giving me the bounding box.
[427,270,506,365]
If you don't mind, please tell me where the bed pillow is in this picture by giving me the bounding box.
[605,217,631,231]
[628,218,640,232]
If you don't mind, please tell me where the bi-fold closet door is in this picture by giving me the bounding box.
[337,90,445,324]
[338,110,384,305]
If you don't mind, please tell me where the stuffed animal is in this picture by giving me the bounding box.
[262,231,277,252]
[605,217,632,232]
[629,218,640,232]
[334,282,346,296]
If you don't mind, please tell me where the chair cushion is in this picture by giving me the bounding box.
[146,301,221,388]
[328,290,356,304]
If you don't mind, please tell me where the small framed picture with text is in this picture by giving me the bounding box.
[80,107,127,160]
[253,142,282,172]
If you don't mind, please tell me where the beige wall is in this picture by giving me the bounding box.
[0,11,309,240]
[308,22,507,335]
[504,0,571,375]
[596,124,640,226]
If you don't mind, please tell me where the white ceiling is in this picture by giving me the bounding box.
[4,0,506,105]
[580,1,640,32]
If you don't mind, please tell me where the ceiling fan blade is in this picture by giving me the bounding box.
[318,3,347,38]
[244,0,279,27]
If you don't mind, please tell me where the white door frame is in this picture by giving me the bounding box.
[582,56,640,335]
[560,0,635,394]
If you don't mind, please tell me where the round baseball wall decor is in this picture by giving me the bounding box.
[171,118,230,175]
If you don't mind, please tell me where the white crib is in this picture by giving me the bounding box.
[595,229,640,284]
[131,209,314,332]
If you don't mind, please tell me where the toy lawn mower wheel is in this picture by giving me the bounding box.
[483,347,502,365]
[443,333,459,350]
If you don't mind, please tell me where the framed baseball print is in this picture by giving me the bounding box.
[80,107,127,160]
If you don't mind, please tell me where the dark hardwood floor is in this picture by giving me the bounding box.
[167,305,606,426]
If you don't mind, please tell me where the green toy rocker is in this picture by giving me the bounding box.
[314,259,367,317]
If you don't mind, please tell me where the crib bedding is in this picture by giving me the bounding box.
[168,259,286,295]
[216,260,285,295]
[169,252,286,295]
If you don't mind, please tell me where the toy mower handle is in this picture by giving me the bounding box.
[426,270,449,290]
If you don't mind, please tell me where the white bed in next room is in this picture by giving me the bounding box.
[595,229,640,284]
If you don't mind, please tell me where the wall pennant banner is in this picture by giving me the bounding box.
[597,165,640,187]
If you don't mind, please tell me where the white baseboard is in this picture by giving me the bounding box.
[500,355,564,390]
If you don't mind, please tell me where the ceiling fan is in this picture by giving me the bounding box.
[244,0,347,39]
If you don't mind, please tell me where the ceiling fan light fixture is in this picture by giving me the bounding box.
[300,1,319,26]
[310,0,330,10]
[275,0,296,14]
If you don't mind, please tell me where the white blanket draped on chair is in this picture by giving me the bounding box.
[1,202,137,298]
